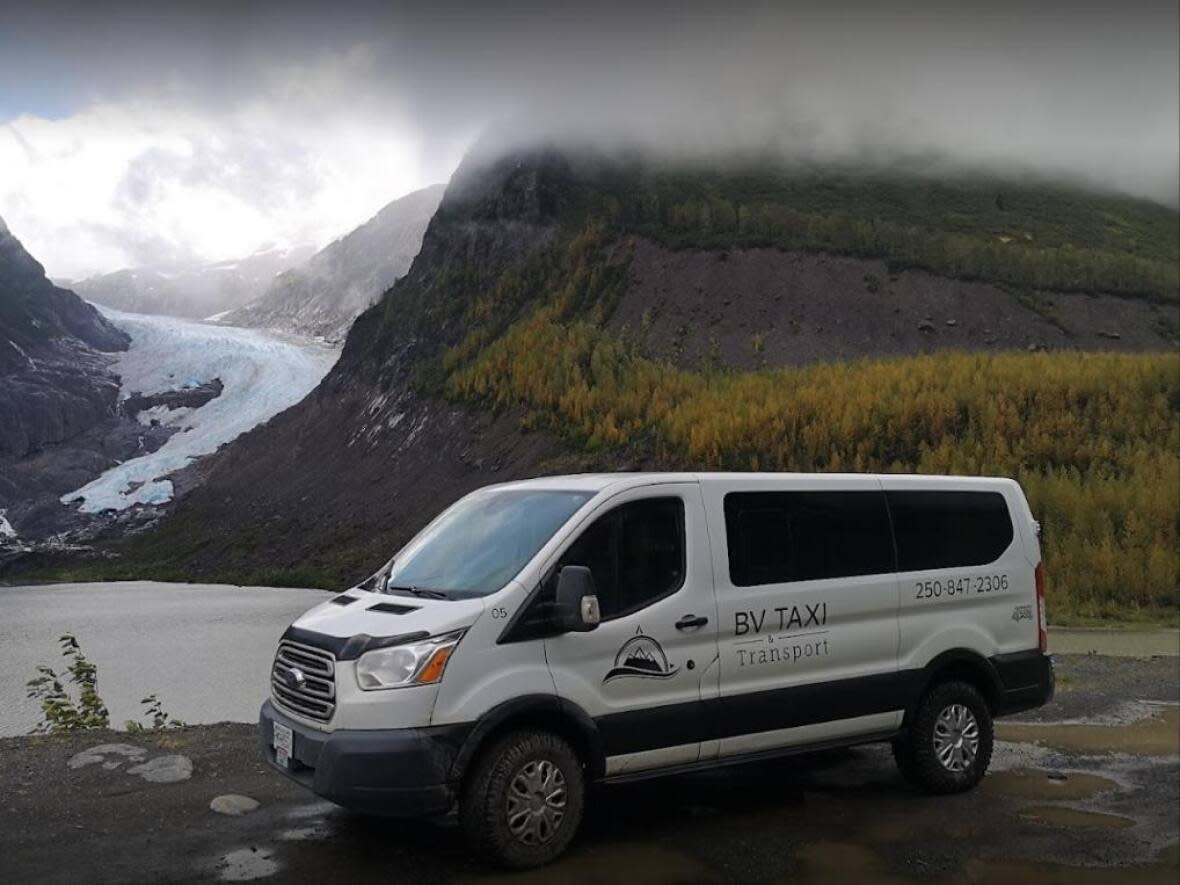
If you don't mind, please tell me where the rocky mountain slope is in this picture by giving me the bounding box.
[0,217,153,548]
[224,184,444,341]
[24,149,1180,620]
[0,216,130,459]
[69,245,313,321]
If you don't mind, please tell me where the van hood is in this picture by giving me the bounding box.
[285,590,486,657]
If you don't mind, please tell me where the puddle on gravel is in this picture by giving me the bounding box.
[466,830,1175,885]
[463,843,708,884]
[799,841,1177,885]
[997,707,1180,756]
[217,847,278,882]
[284,800,337,820]
[1020,805,1136,830]
[277,823,332,842]
[789,841,912,884]
[857,796,991,845]
[983,768,1119,800]
[963,857,1179,885]
[789,842,1179,885]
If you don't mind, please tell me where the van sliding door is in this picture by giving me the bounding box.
[702,478,903,758]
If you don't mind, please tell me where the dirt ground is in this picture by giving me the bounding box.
[612,239,1179,372]
[1047,630,1179,659]
[2,653,1177,884]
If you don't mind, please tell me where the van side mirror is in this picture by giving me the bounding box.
[554,565,600,632]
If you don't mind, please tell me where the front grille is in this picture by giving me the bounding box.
[271,639,336,722]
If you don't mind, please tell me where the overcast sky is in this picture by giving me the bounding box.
[2,0,1177,280]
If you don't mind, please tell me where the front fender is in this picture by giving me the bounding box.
[449,694,604,783]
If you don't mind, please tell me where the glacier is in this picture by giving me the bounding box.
[61,306,339,513]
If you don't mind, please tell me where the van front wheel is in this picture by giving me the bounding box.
[894,680,993,794]
[460,729,585,869]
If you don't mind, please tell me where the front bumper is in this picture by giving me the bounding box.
[259,700,469,817]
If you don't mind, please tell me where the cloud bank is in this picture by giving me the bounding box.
[1,45,437,278]
[1,1,1176,279]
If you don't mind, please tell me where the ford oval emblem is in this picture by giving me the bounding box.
[286,667,306,689]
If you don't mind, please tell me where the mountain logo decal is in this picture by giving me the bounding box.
[604,627,680,683]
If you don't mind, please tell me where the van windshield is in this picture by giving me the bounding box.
[372,489,593,599]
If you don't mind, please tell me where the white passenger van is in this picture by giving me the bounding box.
[260,473,1053,867]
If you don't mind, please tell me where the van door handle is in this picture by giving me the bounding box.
[675,614,709,630]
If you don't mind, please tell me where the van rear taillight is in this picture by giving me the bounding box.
[1035,561,1048,652]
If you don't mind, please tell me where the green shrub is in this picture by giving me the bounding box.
[26,634,110,733]
[26,634,185,734]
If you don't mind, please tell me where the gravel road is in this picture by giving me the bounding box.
[1,653,1176,884]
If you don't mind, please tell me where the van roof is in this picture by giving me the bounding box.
[483,472,1018,494]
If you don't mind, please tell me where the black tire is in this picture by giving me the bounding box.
[894,680,993,794]
[459,729,586,869]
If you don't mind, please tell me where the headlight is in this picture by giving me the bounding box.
[355,631,464,691]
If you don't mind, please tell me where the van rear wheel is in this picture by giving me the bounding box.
[460,729,585,869]
[894,680,993,794]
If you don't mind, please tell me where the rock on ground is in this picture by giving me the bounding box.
[210,794,261,816]
[127,754,193,783]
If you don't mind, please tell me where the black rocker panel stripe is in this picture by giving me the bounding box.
[595,697,710,758]
[595,668,923,757]
[710,669,922,740]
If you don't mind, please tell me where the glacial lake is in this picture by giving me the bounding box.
[0,581,327,736]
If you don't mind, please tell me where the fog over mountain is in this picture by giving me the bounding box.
[225,184,443,340]
[1,0,1176,282]
[69,245,314,320]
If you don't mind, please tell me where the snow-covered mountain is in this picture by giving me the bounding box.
[68,245,314,321]
[225,184,444,341]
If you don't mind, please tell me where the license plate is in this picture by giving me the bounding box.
[273,722,293,769]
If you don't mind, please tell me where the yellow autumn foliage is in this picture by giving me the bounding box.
[449,306,1179,623]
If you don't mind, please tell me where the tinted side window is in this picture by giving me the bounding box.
[558,497,686,619]
[886,490,1014,571]
[725,491,894,586]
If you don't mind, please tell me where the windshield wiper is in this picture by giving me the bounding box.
[386,585,450,600]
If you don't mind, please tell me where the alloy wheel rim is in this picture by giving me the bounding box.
[506,759,567,844]
[933,703,980,772]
